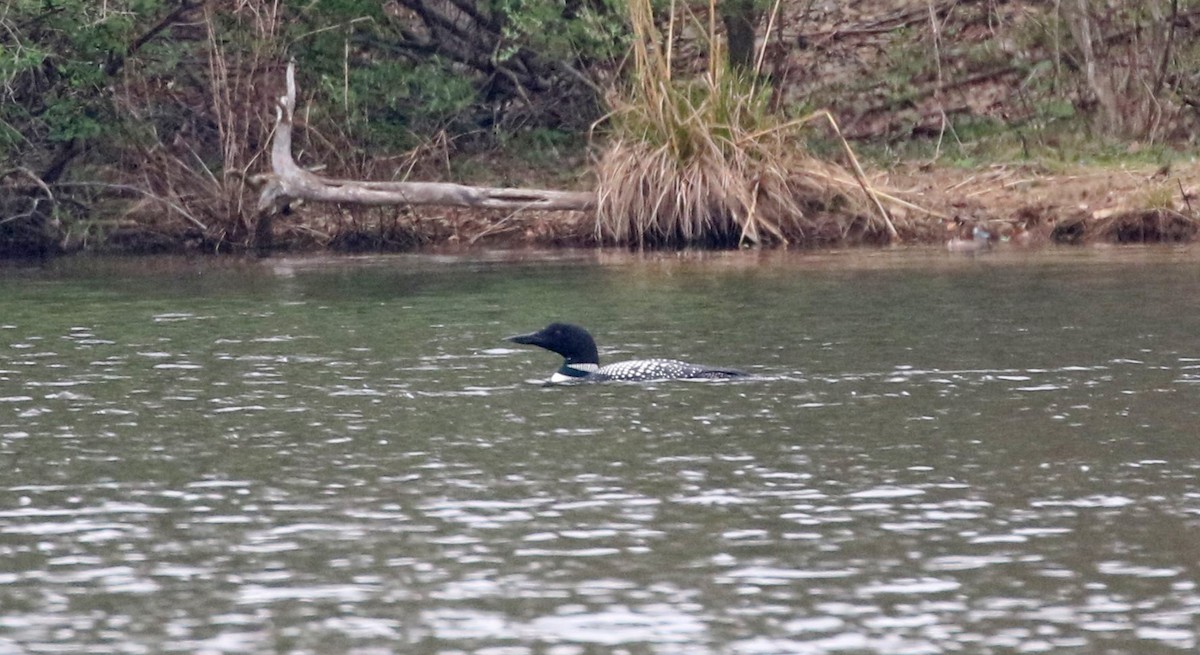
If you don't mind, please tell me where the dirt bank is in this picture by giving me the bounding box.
[887,159,1200,246]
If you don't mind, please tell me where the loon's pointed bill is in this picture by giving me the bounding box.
[505,329,558,350]
[506,331,538,345]
[507,322,746,383]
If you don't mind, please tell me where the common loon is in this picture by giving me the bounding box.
[506,322,746,383]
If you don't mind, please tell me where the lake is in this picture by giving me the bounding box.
[2,247,1199,654]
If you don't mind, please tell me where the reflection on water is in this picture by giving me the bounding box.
[2,249,1200,654]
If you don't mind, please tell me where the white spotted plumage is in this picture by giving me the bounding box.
[595,358,705,381]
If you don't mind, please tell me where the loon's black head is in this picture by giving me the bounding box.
[505,322,600,366]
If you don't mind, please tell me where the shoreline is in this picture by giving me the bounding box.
[6,241,1197,276]
[5,160,1197,258]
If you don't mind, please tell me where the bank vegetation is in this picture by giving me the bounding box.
[2,0,1199,256]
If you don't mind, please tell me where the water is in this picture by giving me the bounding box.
[2,248,1199,654]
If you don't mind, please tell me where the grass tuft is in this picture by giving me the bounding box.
[593,0,901,248]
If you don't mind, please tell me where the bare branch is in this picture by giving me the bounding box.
[51,181,209,231]
[257,61,594,214]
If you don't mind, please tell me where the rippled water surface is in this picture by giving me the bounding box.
[3,249,1200,654]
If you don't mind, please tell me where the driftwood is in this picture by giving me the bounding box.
[256,61,595,216]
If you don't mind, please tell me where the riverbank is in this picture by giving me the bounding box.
[241,157,1197,254]
[4,0,1198,257]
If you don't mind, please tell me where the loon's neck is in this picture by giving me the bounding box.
[550,362,598,383]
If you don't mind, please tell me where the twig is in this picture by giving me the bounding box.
[288,16,375,51]
[932,110,947,162]
[3,166,55,200]
[945,174,978,192]
[468,208,526,244]
[182,141,221,188]
[1001,177,1042,189]
[753,0,784,77]
[103,0,203,77]
[51,181,208,231]
[814,111,900,241]
[928,0,944,91]
[1154,0,1180,95]
[0,198,44,225]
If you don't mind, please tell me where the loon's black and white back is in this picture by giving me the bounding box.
[506,322,745,383]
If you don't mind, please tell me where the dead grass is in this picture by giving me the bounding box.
[593,0,907,248]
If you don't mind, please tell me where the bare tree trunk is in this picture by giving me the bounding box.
[1065,0,1122,133]
[255,62,596,217]
[721,0,759,72]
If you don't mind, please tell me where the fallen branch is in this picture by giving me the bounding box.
[255,61,595,215]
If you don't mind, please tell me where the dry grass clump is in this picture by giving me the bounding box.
[594,0,899,248]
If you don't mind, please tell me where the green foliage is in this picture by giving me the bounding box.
[1,0,625,168]
[275,0,628,155]
[0,41,47,80]
[307,49,478,150]
[42,102,105,143]
[497,126,584,169]
[0,0,170,160]
[492,0,627,63]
